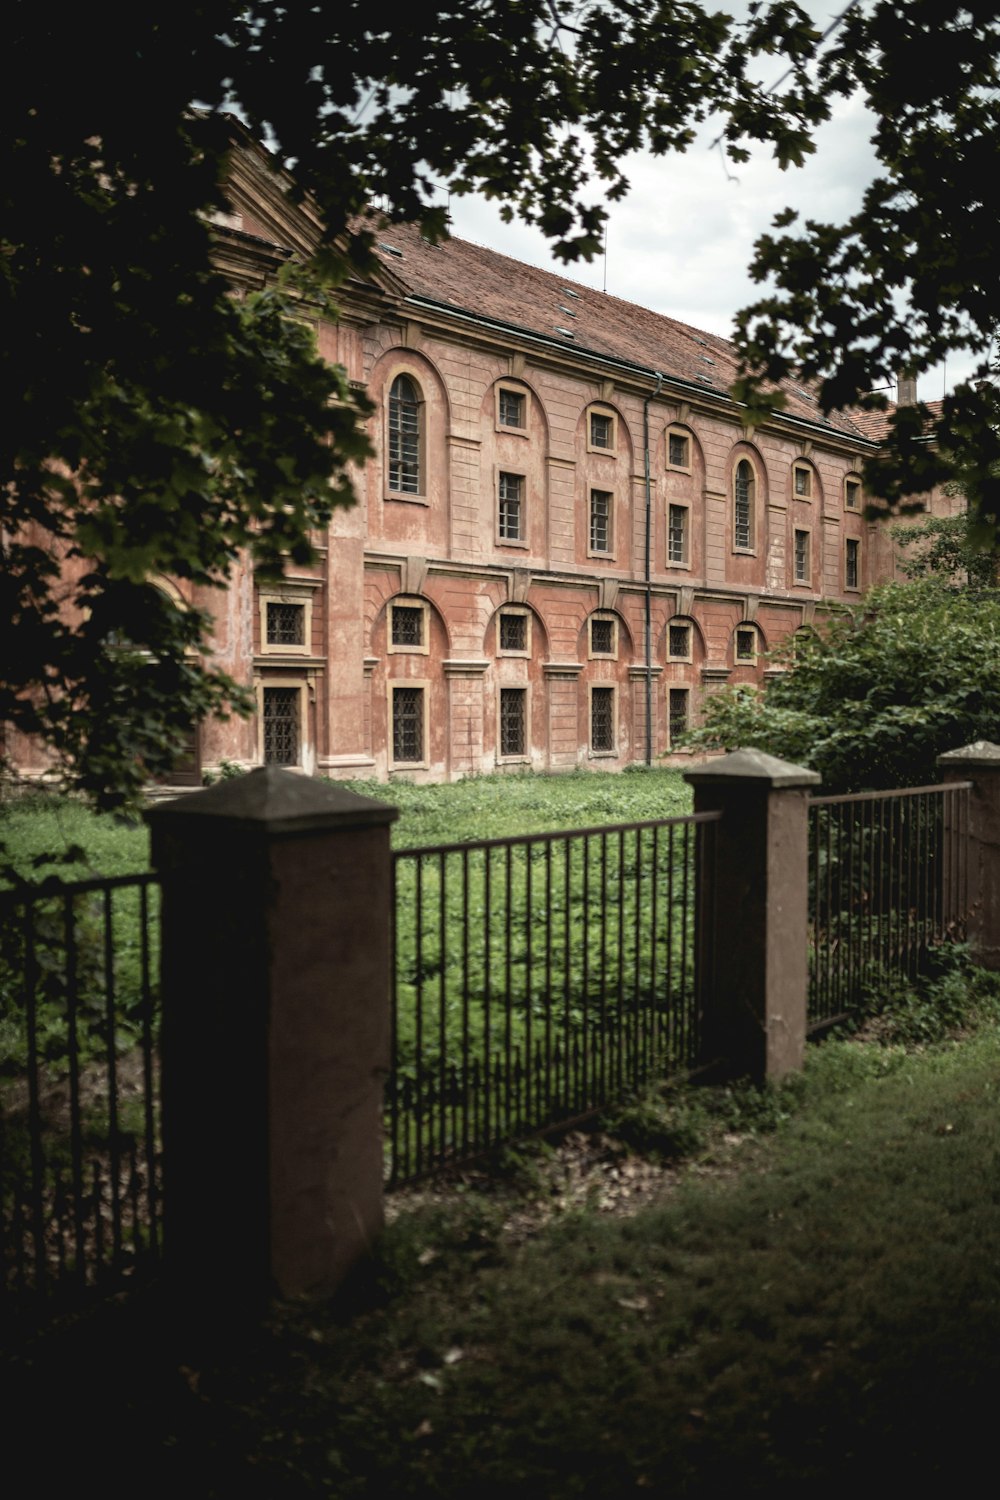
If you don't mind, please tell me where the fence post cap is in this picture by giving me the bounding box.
[938,741,1000,769]
[145,765,399,836]
[683,747,821,789]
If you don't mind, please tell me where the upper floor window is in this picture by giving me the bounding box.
[667,429,691,469]
[794,528,811,584]
[845,537,860,590]
[588,407,617,453]
[668,621,692,661]
[266,602,304,649]
[735,625,758,663]
[498,608,530,655]
[497,385,527,432]
[498,471,525,543]
[845,476,862,510]
[589,615,617,658]
[793,462,813,499]
[668,503,689,565]
[258,582,314,658]
[589,489,613,554]
[388,597,430,654]
[734,460,755,551]
[388,375,422,495]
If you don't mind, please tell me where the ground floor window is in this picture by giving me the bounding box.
[263,686,299,765]
[591,686,615,754]
[392,685,425,764]
[668,688,690,746]
[500,687,527,757]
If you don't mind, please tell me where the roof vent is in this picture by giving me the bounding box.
[557,305,578,318]
[378,242,404,258]
[700,356,715,365]
[696,373,713,383]
[560,288,581,299]
[554,326,576,338]
[693,336,709,347]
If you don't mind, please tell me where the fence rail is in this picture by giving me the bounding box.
[387,812,719,1185]
[0,871,162,1320]
[808,782,971,1028]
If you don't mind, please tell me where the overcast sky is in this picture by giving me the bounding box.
[446,92,973,405]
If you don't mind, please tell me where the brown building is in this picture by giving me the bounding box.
[10,137,965,789]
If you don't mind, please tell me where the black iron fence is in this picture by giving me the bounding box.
[808,782,971,1028]
[387,812,719,1185]
[0,872,162,1321]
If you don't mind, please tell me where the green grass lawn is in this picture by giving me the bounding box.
[9,1013,1000,1495]
[1,768,692,883]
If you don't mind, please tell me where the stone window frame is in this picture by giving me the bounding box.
[387,595,430,656]
[496,606,532,658]
[385,369,427,502]
[667,618,694,663]
[845,535,861,592]
[667,500,691,568]
[792,461,815,501]
[793,525,813,586]
[258,581,315,658]
[666,426,693,472]
[388,679,430,770]
[667,686,691,747]
[734,623,759,664]
[588,613,619,661]
[732,456,759,554]
[588,486,615,559]
[586,404,618,455]
[495,382,529,436]
[589,683,618,757]
[497,685,531,763]
[844,474,862,511]
[256,676,309,769]
[496,468,529,548]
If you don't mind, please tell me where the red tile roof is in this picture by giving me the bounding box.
[371,222,874,445]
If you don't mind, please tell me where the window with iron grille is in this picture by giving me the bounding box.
[668,622,691,659]
[590,489,612,553]
[498,388,525,428]
[668,431,690,467]
[845,477,861,510]
[734,460,754,549]
[668,688,690,745]
[499,612,528,652]
[498,472,523,540]
[794,529,810,583]
[392,686,424,763]
[391,604,424,648]
[735,627,756,661]
[794,464,812,498]
[846,537,860,589]
[263,687,299,766]
[500,688,527,756]
[590,617,614,655]
[388,375,421,494]
[266,602,305,648]
[668,504,688,564]
[590,411,614,449]
[591,687,615,753]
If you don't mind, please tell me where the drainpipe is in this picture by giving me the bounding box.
[643,373,663,766]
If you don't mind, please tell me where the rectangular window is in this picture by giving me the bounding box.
[590,411,614,449]
[668,623,691,660]
[391,604,424,648]
[499,612,528,653]
[392,686,424,764]
[500,688,527,757]
[668,504,689,564]
[668,688,690,745]
[263,687,299,766]
[498,472,523,541]
[590,489,612,553]
[794,529,810,583]
[498,388,525,428]
[846,537,860,589]
[591,687,615,754]
[735,627,756,662]
[845,478,861,510]
[266,602,305,648]
[794,465,812,498]
[590,618,615,656]
[668,432,690,468]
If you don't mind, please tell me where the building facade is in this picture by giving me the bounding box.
[10,136,963,789]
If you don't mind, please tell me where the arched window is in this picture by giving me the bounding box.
[734,459,755,550]
[388,375,422,494]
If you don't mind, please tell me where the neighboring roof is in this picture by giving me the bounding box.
[853,398,945,443]
[370,222,874,446]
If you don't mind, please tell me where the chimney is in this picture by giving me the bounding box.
[896,371,918,406]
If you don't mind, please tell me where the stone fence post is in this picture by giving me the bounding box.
[684,749,820,1083]
[146,768,397,1307]
[938,741,1000,971]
